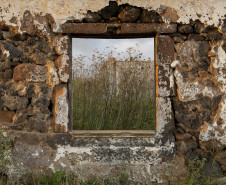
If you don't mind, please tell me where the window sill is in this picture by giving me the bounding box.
[71,130,155,138]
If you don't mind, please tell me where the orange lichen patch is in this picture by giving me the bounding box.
[198,70,213,81]
[55,55,63,69]
[45,61,59,87]
[159,6,180,22]
[0,21,9,31]
[0,110,15,125]
[13,63,35,81]
[212,98,223,124]
[177,88,184,102]
[200,121,208,132]
[8,26,19,37]
[54,124,67,133]
[209,57,218,75]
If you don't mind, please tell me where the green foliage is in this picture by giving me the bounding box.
[27,171,65,185]
[186,158,213,185]
[0,128,12,173]
[73,58,155,130]
[22,171,133,185]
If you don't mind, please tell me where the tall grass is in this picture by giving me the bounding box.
[72,57,155,130]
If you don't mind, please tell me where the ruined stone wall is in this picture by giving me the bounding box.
[0,0,225,183]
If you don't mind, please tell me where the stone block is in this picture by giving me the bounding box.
[215,150,226,172]
[158,6,179,23]
[13,63,48,82]
[156,97,175,133]
[83,11,101,23]
[194,21,206,33]
[51,84,69,132]
[2,96,29,110]
[139,10,162,23]
[4,69,12,79]
[2,42,22,59]
[118,6,141,22]
[53,36,70,83]
[27,114,50,133]
[178,24,193,33]
[157,64,175,97]
[157,35,175,64]
[0,110,15,124]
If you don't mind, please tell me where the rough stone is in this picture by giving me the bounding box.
[157,97,175,133]
[158,6,179,23]
[83,11,101,23]
[139,10,162,23]
[0,31,3,40]
[188,34,205,41]
[157,64,175,97]
[53,36,69,82]
[207,28,223,41]
[2,96,29,111]
[4,68,12,79]
[31,51,48,65]
[171,33,187,40]
[118,6,141,23]
[27,114,49,133]
[157,35,175,64]
[187,149,212,160]
[175,133,192,140]
[0,110,15,124]
[178,24,193,33]
[2,42,22,59]
[194,21,206,33]
[0,61,11,72]
[173,36,184,43]
[13,110,28,124]
[201,158,223,177]
[176,140,198,154]
[215,150,226,171]
[13,63,48,82]
[51,84,68,133]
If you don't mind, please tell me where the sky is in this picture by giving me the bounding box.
[72,38,154,68]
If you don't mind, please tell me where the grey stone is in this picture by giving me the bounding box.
[215,150,226,171]
[118,6,141,22]
[83,11,101,23]
[201,158,223,178]
[157,35,175,64]
[194,21,206,33]
[3,96,29,111]
[3,42,22,59]
[139,9,162,23]
[158,64,175,97]
[178,24,193,33]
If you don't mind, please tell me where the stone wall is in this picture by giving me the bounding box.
[0,0,225,183]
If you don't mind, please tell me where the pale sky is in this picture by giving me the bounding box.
[72,38,154,68]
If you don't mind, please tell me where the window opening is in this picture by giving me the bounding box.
[72,38,155,130]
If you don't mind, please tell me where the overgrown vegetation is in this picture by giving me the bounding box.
[0,128,12,173]
[186,158,213,185]
[0,128,13,185]
[72,55,155,130]
[3,171,136,185]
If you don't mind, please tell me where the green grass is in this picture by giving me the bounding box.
[72,61,155,130]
